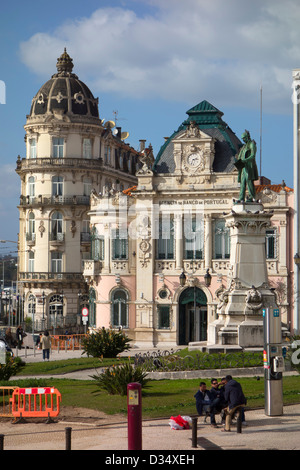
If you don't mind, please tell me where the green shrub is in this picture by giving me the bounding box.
[91,359,149,396]
[82,327,131,358]
[0,354,24,380]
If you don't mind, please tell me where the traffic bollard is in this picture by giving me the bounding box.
[127,383,142,450]
[65,427,72,450]
[192,417,198,448]
[236,409,242,433]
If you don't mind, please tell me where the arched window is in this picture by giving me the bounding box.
[111,289,128,328]
[50,211,63,241]
[28,176,35,199]
[28,294,36,323]
[49,294,64,327]
[27,212,36,243]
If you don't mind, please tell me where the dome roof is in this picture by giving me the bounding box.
[153,100,242,174]
[29,49,99,119]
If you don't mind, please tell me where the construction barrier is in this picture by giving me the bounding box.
[11,387,62,423]
[0,386,19,418]
[51,334,86,351]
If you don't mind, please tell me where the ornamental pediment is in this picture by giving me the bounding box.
[172,123,215,175]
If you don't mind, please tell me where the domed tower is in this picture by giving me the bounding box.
[16,49,140,331]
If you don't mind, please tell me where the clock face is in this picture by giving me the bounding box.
[187,153,201,167]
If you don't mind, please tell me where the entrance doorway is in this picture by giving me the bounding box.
[178,287,207,345]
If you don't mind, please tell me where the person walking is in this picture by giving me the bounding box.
[16,325,26,350]
[41,330,51,361]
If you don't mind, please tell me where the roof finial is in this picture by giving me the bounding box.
[56,48,74,74]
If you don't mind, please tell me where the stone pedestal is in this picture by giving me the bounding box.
[208,202,277,349]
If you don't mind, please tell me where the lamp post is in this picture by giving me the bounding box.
[179,271,187,287]
[41,291,46,330]
[204,269,212,287]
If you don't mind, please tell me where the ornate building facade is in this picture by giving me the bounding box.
[84,101,294,348]
[16,49,140,330]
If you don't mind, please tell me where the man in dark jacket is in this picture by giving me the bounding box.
[210,378,227,425]
[222,375,246,432]
[194,382,217,427]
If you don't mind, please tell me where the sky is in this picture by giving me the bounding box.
[0,0,298,252]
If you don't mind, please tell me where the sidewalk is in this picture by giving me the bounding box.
[6,347,300,450]
[1,404,300,450]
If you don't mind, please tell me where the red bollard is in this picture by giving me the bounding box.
[127,382,142,450]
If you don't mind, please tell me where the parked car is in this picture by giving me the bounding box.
[0,337,14,356]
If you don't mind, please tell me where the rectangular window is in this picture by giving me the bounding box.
[51,252,62,273]
[83,178,92,196]
[266,229,276,259]
[213,219,230,259]
[52,176,63,197]
[83,138,92,158]
[156,216,174,259]
[157,305,170,329]
[28,176,35,199]
[28,252,35,272]
[91,235,104,260]
[112,229,128,260]
[53,138,64,158]
[184,215,204,259]
[104,146,111,164]
[29,138,36,159]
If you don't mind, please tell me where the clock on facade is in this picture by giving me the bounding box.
[187,153,201,167]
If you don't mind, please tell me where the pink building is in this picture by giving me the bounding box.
[83,101,294,348]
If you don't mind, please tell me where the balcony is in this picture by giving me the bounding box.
[80,232,91,244]
[83,260,102,281]
[19,272,84,283]
[49,232,65,246]
[16,157,102,173]
[26,232,36,246]
[19,195,90,207]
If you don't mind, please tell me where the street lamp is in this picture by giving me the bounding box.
[179,271,187,287]
[204,269,212,287]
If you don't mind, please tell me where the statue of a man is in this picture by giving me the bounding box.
[235,130,259,202]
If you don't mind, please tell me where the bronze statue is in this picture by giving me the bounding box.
[235,130,259,202]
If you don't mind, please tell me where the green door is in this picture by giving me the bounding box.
[178,287,207,345]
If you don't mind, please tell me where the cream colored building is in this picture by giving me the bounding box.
[84,101,294,348]
[16,49,140,330]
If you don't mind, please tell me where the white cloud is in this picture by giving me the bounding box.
[19,0,300,114]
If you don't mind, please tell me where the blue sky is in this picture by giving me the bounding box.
[0,0,298,252]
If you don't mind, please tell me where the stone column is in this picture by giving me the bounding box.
[208,202,278,350]
[204,214,212,270]
[175,212,183,270]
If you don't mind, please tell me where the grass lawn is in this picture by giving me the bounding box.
[5,360,300,419]
[14,356,119,376]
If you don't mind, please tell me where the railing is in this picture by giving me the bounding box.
[17,157,103,171]
[20,195,90,206]
[19,272,84,281]
[83,260,102,277]
[51,334,87,351]
[134,350,263,372]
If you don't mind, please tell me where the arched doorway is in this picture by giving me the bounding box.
[178,287,207,345]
